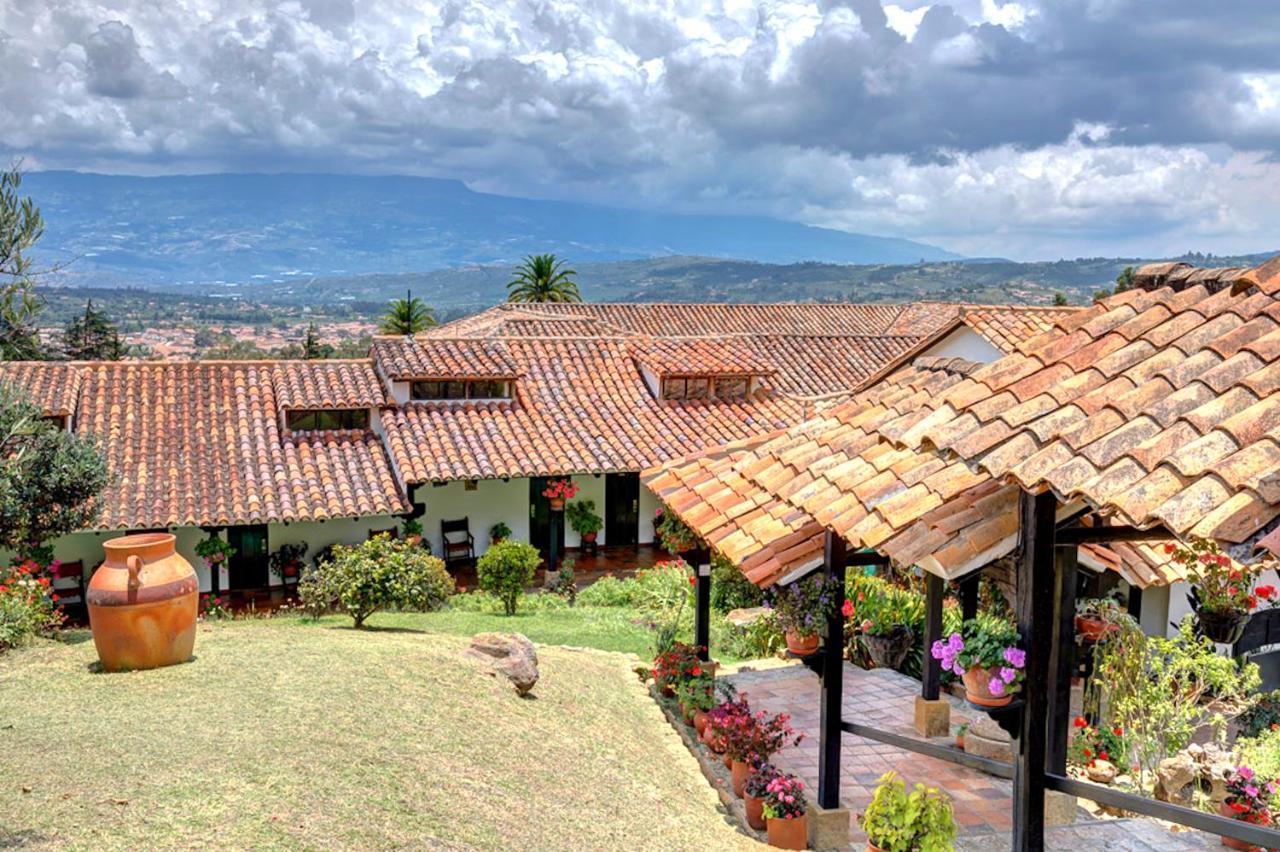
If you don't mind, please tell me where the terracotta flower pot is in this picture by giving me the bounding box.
[744,793,766,830]
[867,843,886,852]
[956,734,965,751]
[785,631,820,656]
[1074,614,1117,643]
[723,752,733,769]
[88,533,198,672]
[548,498,565,511]
[694,710,708,736]
[1219,802,1254,850]
[766,813,808,850]
[962,666,1013,708]
[682,703,696,726]
[731,759,751,797]
[583,531,598,543]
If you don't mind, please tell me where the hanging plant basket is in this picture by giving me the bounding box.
[862,626,914,670]
[1193,607,1248,645]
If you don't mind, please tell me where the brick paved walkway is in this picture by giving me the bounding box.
[727,663,1216,850]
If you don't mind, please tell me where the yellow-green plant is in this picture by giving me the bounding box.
[476,540,541,615]
[860,771,956,852]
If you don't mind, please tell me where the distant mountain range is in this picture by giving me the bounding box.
[24,171,959,287]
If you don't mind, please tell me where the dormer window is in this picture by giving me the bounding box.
[285,408,370,431]
[661,376,752,400]
[410,380,512,401]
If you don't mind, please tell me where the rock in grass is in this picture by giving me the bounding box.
[466,633,539,696]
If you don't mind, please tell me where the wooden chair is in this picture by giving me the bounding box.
[50,560,86,616]
[441,518,475,566]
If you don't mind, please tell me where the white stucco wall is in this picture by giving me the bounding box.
[639,483,659,545]
[9,526,223,591]
[415,478,532,557]
[917,326,1005,363]
[267,515,404,584]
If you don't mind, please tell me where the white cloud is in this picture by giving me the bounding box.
[1,0,1279,258]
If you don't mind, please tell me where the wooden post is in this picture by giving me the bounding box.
[1046,545,1078,775]
[1013,490,1057,852]
[960,575,979,622]
[922,572,944,701]
[689,547,712,662]
[819,530,848,810]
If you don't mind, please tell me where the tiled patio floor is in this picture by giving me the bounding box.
[728,663,1216,850]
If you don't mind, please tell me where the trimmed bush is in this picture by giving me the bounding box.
[0,560,63,653]
[307,534,454,628]
[710,555,762,613]
[476,540,541,615]
[576,575,637,607]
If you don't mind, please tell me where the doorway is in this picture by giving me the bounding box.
[226,525,269,590]
[528,477,564,563]
[605,472,640,547]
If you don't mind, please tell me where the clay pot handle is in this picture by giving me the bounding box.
[127,555,143,590]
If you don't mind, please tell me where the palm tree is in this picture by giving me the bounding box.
[379,291,436,334]
[506,254,582,303]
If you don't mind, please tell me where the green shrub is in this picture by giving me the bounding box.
[714,609,784,659]
[710,555,762,613]
[633,561,693,615]
[448,590,568,613]
[860,771,956,852]
[1240,689,1280,739]
[476,540,541,615]
[1238,727,1280,781]
[576,575,638,607]
[307,535,454,628]
[565,500,603,537]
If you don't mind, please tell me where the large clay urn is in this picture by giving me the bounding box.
[88,533,198,672]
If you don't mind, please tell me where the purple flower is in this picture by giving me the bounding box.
[931,640,947,659]
[999,667,1018,684]
[952,663,966,676]
[1239,766,1256,781]
[1003,647,1026,669]
[988,678,1006,697]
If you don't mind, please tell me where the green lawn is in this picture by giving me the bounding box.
[386,605,660,656]
[0,619,759,851]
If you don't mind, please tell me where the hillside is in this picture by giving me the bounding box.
[23,171,957,286]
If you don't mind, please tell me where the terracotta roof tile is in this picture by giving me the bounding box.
[0,363,83,417]
[631,337,776,377]
[372,338,521,380]
[273,361,389,409]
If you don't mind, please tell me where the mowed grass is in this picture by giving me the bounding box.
[0,619,759,851]
[382,606,659,656]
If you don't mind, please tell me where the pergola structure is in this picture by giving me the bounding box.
[645,257,1280,850]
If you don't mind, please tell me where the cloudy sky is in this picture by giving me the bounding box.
[3,0,1280,260]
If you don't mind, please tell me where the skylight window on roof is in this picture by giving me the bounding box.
[410,380,512,402]
[285,408,370,431]
[661,376,748,400]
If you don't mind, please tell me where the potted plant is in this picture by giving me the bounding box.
[860,771,956,852]
[1075,597,1123,642]
[724,708,803,798]
[566,500,604,545]
[1068,716,1127,784]
[541,478,578,510]
[401,518,423,547]
[654,504,702,555]
[854,581,921,670]
[1220,765,1276,850]
[1166,536,1277,645]
[762,772,809,850]
[954,723,968,751]
[674,666,714,728]
[703,696,749,759]
[766,571,840,656]
[268,543,308,582]
[651,641,700,698]
[489,521,511,546]
[743,762,779,831]
[931,618,1026,708]
[194,535,235,569]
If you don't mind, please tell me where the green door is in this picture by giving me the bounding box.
[227,525,269,590]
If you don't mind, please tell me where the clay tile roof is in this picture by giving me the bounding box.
[381,337,804,482]
[71,362,408,529]
[959,306,1083,354]
[273,361,389,410]
[372,338,520,380]
[0,362,83,417]
[1134,262,1249,294]
[632,337,776,377]
[922,255,1280,548]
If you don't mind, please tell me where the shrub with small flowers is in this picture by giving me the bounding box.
[198,593,232,621]
[744,762,781,798]
[1067,716,1129,771]
[703,696,751,754]
[674,667,716,719]
[194,536,236,569]
[724,707,803,765]
[761,772,807,821]
[651,641,701,694]
[1223,765,1276,829]
[930,617,1026,699]
[0,560,64,652]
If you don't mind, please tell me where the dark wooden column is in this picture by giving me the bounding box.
[960,575,979,622]
[922,572,945,701]
[687,547,712,662]
[1013,490,1057,852]
[818,530,848,810]
[1046,545,1078,775]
